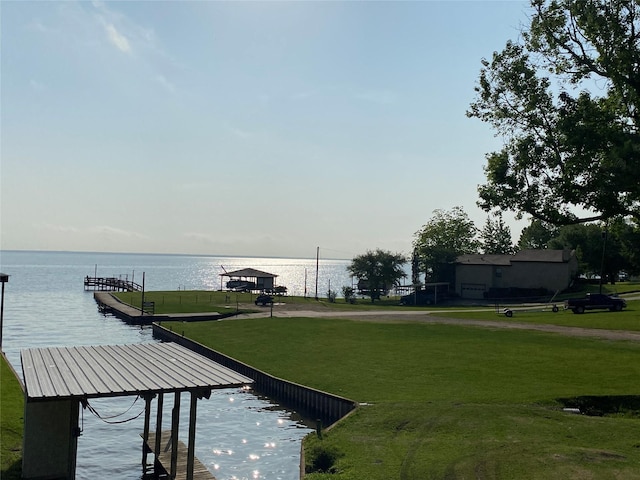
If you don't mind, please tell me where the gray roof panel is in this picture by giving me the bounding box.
[21,342,253,401]
[220,268,277,278]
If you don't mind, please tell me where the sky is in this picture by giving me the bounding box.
[1,0,532,260]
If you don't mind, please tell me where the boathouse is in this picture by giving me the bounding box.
[21,342,252,480]
[220,268,277,292]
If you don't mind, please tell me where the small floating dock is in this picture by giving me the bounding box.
[143,431,215,480]
[84,276,142,292]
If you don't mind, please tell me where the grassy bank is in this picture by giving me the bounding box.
[168,316,640,479]
[114,290,409,313]
[113,283,640,316]
[116,289,640,332]
[1,355,23,479]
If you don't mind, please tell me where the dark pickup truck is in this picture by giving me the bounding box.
[564,293,626,314]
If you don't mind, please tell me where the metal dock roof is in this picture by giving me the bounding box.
[21,342,253,401]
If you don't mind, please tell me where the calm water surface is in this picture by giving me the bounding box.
[0,250,352,480]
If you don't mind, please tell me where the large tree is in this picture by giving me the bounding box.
[480,212,515,254]
[610,217,640,276]
[518,219,560,249]
[548,220,636,282]
[413,207,480,283]
[468,0,640,225]
[548,223,606,277]
[348,249,407,303]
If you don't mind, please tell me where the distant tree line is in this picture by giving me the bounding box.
[410,206,640,286]
[519,217,640,283]
[347,206,639,301]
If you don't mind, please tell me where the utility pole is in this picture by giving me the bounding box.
[599,228,608,294]
[0,273,8,350]
[315,247,319,300]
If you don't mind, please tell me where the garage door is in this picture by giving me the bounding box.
[461,283,486,300]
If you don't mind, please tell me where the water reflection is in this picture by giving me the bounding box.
[1,251,317,480]
[75,386,312,480]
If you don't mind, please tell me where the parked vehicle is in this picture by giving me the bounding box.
[400,291,436,306]
[254,294,274,306]
[564,293,626,314]
[227,280,256,292]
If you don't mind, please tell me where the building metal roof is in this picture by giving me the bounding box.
[456,249,574,266]
[513,249,573,263]
[455,254,513,266]
[219,268,278,278]
[21,342,253,402]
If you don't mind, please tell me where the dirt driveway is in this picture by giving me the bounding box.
[238,300,640,343]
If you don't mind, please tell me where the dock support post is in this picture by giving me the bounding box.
[170,392,181,479]
[142,394,154,474]
[155,393,164,458]
[187,392,198,480]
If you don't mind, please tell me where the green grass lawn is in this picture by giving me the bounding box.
[1,355,23,479]
[114,289,412,314]
[575,281,640,296]
[437,300,640,331]
[169,317,640,479]
[114,282,640,316]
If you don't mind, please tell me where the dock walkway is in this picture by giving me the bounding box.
[94,292,145,319]
[93,292,235,324]
[143,431,216,480]
[85,276,142,292]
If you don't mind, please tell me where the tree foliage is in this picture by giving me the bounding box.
[518,219,560,249]
[546,218,640,281]
[468,0,640,225]
[348,249,407,303]
[413,207,480,282]
[480,212,515,254]
[610,217,640,276]
[548,223,606,277]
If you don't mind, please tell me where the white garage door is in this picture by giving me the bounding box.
[461,283,486,300]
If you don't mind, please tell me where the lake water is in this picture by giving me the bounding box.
[0,250,353,480]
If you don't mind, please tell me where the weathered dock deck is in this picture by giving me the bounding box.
[143,431,216,480]
[94,292,147,322]
[84,275,142,292]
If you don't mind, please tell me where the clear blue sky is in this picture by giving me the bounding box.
[1,1,530,259]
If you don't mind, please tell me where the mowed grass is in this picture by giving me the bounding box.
[168,317,640,479]
[1,355,23,479]
[114,290,417,313]
[439,300,640,331]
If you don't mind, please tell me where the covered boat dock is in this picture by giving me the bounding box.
[21,342,253,480]
[220,268,278,293]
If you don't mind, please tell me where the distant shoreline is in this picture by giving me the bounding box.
[0,249,350,261]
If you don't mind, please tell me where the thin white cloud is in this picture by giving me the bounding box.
[90,2,184,93]
[40,223,80,233]
[29,79,45,91]
[227,125,253,139]
[104,22,131,54]
[89,225,147,238]
[355,89,398,105]
[291,91,316,101]
[28,19,58,34]
[173,182,215,191]
[155,74,175,93]
[183,232,217,244]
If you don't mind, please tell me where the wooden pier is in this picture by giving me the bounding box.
[84,276,142,292]
[143,431,216,480]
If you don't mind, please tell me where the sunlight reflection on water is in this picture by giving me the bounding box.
[1,251,325,480]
